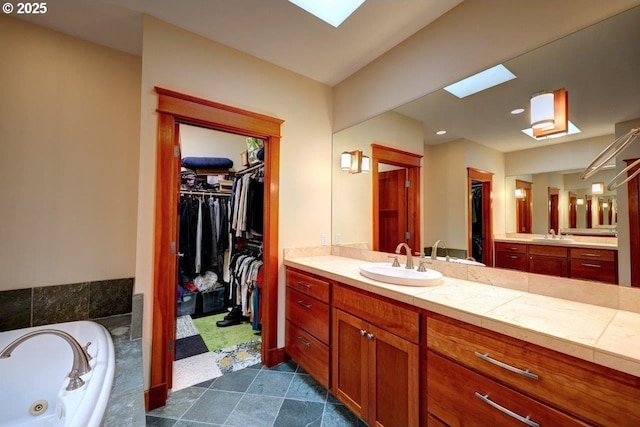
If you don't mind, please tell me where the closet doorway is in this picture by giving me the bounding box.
[467,167,493,266]
[173,124,265,391]
[149,87,284,410]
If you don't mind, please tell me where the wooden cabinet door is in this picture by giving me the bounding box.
[528,254,568,276]
[332,309,369,420]
[369,324,419,427]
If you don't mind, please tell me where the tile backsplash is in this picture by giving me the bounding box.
[0,278,134,332]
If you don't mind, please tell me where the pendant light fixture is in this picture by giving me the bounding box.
[530,91,555,129]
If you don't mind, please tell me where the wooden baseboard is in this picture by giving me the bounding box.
[264,346,287,367]
[146,383,167,411]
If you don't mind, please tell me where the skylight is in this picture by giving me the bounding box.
[444,64,516,98]
[288,0,366,27]
[521,121,581,140]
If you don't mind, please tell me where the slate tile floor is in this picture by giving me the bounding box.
[146,360,367,427]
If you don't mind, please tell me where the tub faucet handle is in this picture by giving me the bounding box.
[83,342,93,361]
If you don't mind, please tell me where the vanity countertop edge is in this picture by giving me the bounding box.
[494,236,617,249]
[284,254,640,378]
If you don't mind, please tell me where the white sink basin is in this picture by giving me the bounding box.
[530,238,574,244]
[359,263,443,287]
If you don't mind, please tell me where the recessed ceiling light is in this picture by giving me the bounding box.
[443,64,516,99]
[288,0,366,27]
[511,108,525,115]
[521,121,581,140]
[436,130,447,135]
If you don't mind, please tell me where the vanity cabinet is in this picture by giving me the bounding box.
[569,247,618,284]
[527,244,568,277]
[494,242,528,271]
[495,241,618,283]
[332,284,420,427]
[284,268,331,388]
[425,314,640,427]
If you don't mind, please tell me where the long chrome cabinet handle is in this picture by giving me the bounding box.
[581,263,602,268]
[296,280,312,289]
[581,253,602,258]
[475,393,540,427]
[296,300,312,309]
[296,336,311,348]
[474,352,539,380]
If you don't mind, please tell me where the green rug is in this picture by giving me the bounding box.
[192,312,260,352]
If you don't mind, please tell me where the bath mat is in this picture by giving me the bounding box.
[192,312,260,352]
[172,351,223,391]
[174,334,209,361]
[211,338,262,374]
[176,315,199,339]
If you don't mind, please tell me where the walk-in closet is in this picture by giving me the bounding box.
[173,124,265,390]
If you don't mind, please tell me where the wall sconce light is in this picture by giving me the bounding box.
[530,88,568,138]
[341,150,369,174]
[514,188,525,199]
[592,182,604,195]
[576,198,584,205]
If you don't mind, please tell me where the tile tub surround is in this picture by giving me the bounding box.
[0,278,134,332]
[283,250,640,377]
[95,314,146,427]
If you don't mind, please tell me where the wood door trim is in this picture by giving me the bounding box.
[371,144,422,252]
[150,87,283,409]
[467,168,494,266]
[626,158,639,287]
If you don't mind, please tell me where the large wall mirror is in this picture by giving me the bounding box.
[331,6,640,281]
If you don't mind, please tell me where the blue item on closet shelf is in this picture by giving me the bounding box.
[256,147,264,161]
[182,157,233,170]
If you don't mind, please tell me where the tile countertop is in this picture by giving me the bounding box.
[283,255,640,378]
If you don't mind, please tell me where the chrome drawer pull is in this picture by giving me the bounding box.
[296,281,312,289]
[581,263,602,268]
[296,335,311,348]
[581,253,601,258]
[296,300,312,309]
[506,255,518,259]
[366,333,374,341]
[475,393,540,427]
[474,352,539,380]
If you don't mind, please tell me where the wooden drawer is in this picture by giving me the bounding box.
[286,287,330,344]
[426,315,640,426]
[528,244,567,257]
[570,247,616,262]
[285,320,329,388]
[333,283,420,343]
[495,251,527,271]
[427,351,589,427]
[495,242,527,254]
[286,268,330,303]
[570,259,617,284]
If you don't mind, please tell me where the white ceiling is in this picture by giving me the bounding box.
[14,1,639,153]
[395,5,640,152]
[15,0,462,86]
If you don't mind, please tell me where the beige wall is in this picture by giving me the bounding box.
[424,139,505,253]
[333,0,639,132]
[137,16,333,387]
[0,16,141,290]
[332,111,424,248]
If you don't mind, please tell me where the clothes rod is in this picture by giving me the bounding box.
[180,190,231,197]
[236,162,264,175]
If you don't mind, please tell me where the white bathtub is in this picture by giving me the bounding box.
[0,320,115,427]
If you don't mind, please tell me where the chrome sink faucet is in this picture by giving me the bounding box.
[549,229,556,239]
[395,242,414,269]
[0,329,92,391]
[431,240,447,260]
